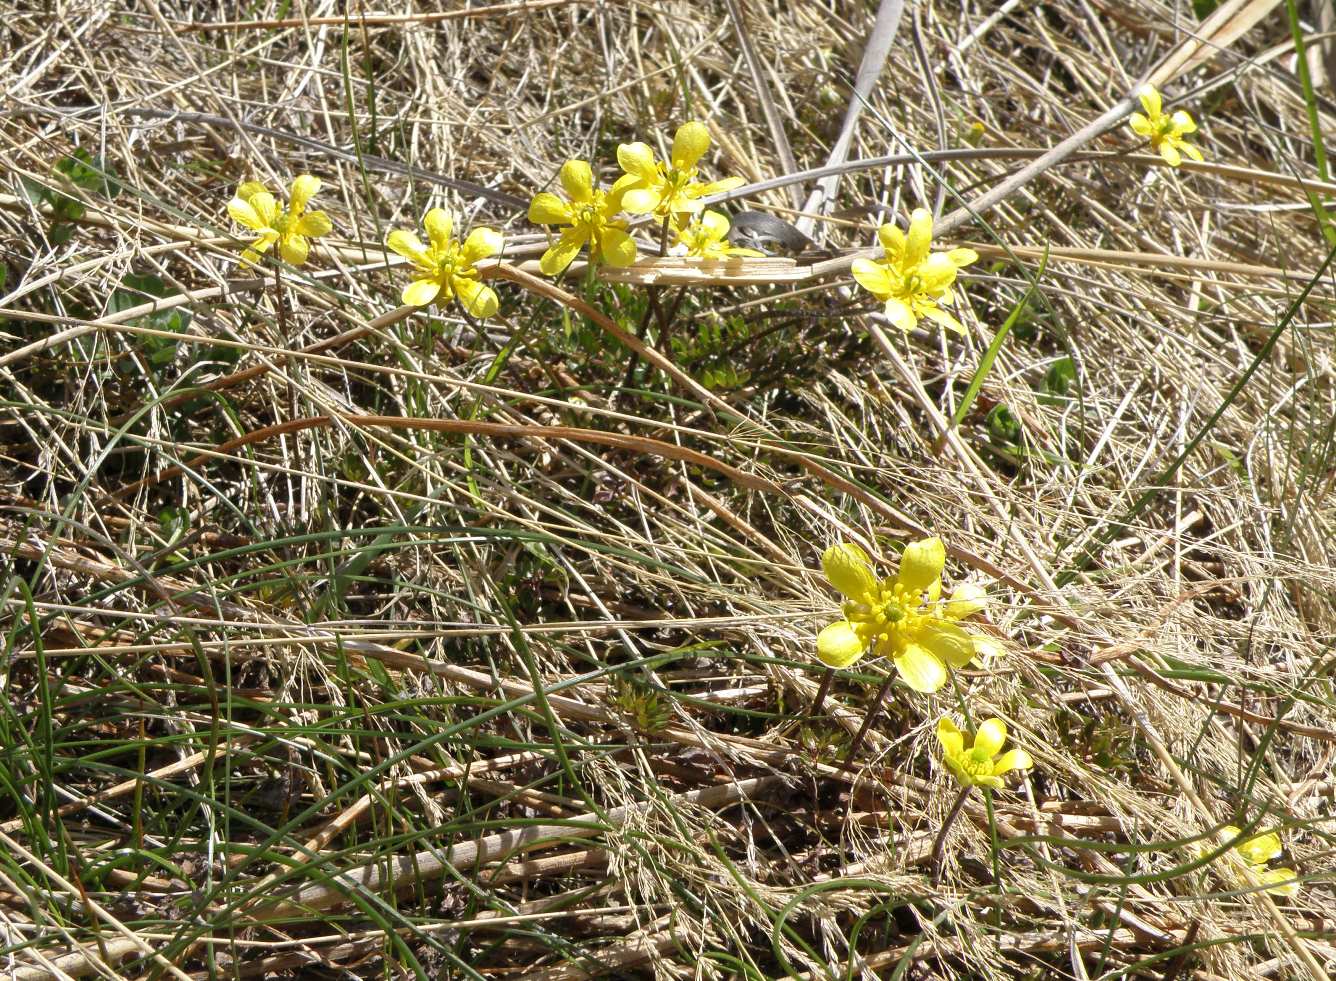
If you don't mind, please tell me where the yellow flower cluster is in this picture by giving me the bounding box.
[225,175,506,320]
[527,120,743,274]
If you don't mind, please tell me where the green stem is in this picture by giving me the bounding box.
[930,785,974,884]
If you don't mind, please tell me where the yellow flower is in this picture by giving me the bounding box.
[1128,84,1203,168]
[1219,826,1299,897]
[385,208,502,317]
[673,210,765,259]
[851,209,977,334]
[815,538,985,692]
[528,160,638,276]
[937,716,1033,789]
[227,174,332,266]
[613,121,744,219]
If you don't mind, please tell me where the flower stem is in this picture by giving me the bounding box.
[841,671,895,764]
[930,785,973,884]
[808,667,835,715]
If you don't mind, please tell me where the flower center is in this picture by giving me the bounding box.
[844,581,924,653]
[576,202,601,226]
[957,748,995,779]
[661,165,696,203]
[274,213,293,235]
[433,244,461,280]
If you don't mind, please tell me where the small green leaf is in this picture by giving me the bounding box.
[986,404,1022,444]
[55,149,121,198]
[19,176,51,206]
[1042,357,1076,397]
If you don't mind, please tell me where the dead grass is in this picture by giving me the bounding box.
[1,0,1335,977]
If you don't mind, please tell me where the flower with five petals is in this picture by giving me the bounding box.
[816,538,986,693]
[385,208,503,317]
[613,121,744,219]
[227,174,333,266]
[851,209,977,334]
[937,716,1033,790]
[528,160,638,276]
[1128,84,1203,168]
[673,210,764,259]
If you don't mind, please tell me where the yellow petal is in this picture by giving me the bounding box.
[386,229,427,262]
[1171,110,1197,134]
[616,142,658,180]
[821,542,877,602]
[970,635,1005,667]
[455,277,499,318]
[671,120,711,169]
[899,537,945,592]
[279,233,309,266]
[295,210,332,237]
[227,196,266,231]
[1128,113,1153,137]
[946,583,987,620]
[289,174,321,216]
[620,186,661,214]
[539,228,587,276]
[248,191,279,228]
[239,231,277,265]
[461,226,504,264]
[1236,831,1283,866]
[883,298,917,331]
[894,643,947,693]
[237,181,268,202]
[598,226,638,267]
[816,620,866,668]
[529,191,572,225]
[936,716,964,757]
[877,223,905,263]
[923,305,966,336]
[424,208,454,250]
[851,258,893,300]
[701,176,744,196]
[917,252,960,293]
[905,208,933,266]
[402,277,442,307]
[1138,83,1161,117]
[1161,142,1182,168]
[1259,867,1299,897]
[974,718,1007,757]
[917,619,976,668]
[994,748,1032,775]
[559,160,594,203]
[1182,141,1204,163]
[947,247,978,269]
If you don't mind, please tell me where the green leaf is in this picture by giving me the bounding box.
[1042,357,1076,397]
[19,175,51,206]
[55,148,121,199]
[110,273,188,368]
[986,403,1022,444]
